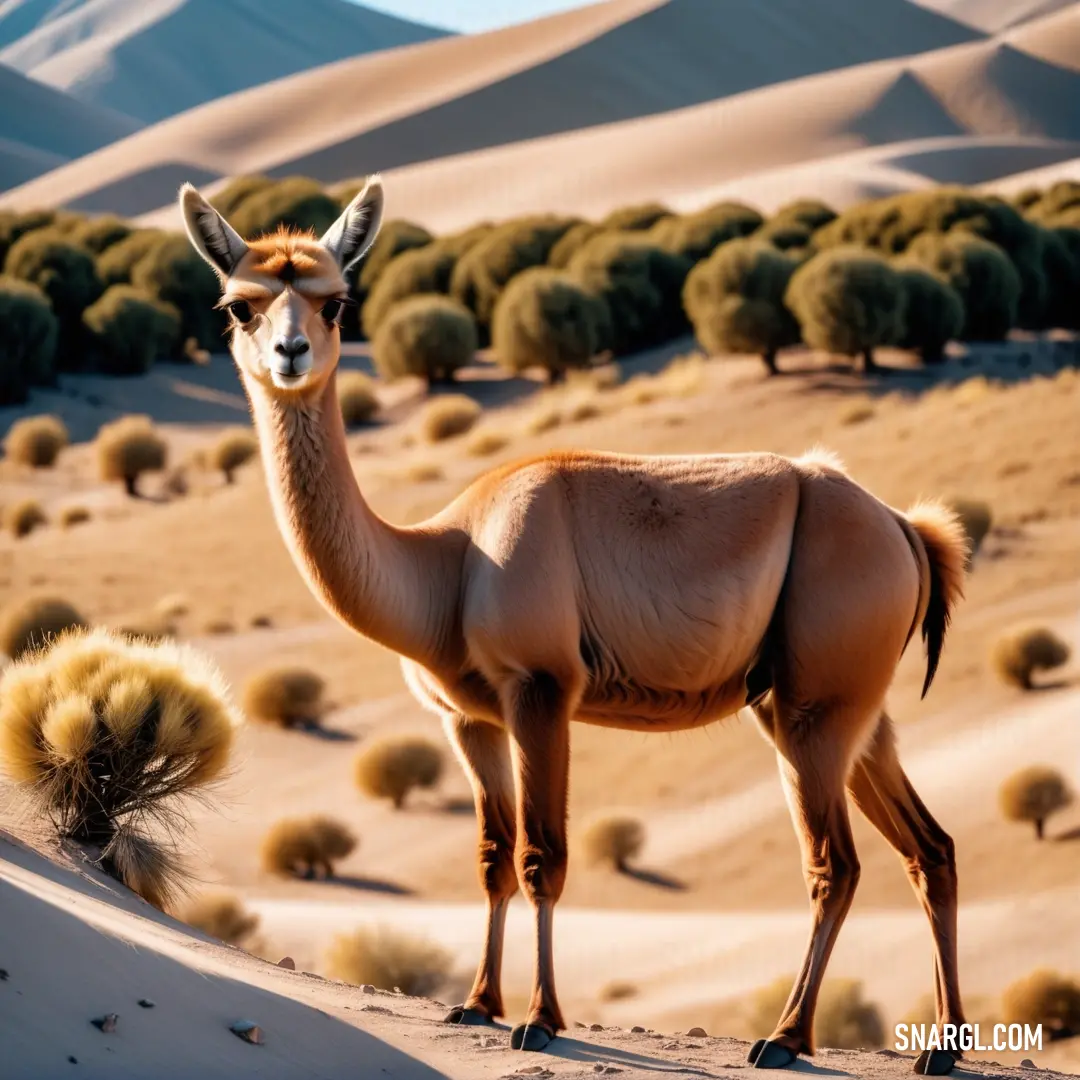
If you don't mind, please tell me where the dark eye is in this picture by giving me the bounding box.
[228,300,253,325]
[321,298,344,325]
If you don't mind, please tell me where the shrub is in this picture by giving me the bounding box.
[0,597,87,660]
[372,296,477,385]
[326,925,451,996]
[466,429,510,456]
[96,415,168,497]
[0,277,58,403]
[180,891,260,945]
[749,975,884,1050]
[112,612,177,643]
[492,267,609,381]
[893,265,964,364]
[1000,766,1073,839]
[0,628,238,906]
[416,394,482,442]
[338,370,380,427]
[97,230,168,288]
[4,414,68,467]
[548,222,606,269]
[903,232,1020,342]
[362,245,459,339]
[59,506,91,529]
[344,219,433,337]
[208,427,258,484]
[354,734,444,809]
[228,177,341,239]
[1039,226,1080,331]
[211,175,276,219]
[242,667,326,728]
[7,499,46,538]
[683,239,800,374]
[568,234,691,356]
[771,199,837,232]
[261,815,357,878]
[601,202,673,231]
[0,209,66,265]
[756,220,813,252]
[945,497,991,564]
[991,627,1071,692]
[68,216,132,255]
[1001,970,1080,1039]
[4,228,102,363]
[155,594,190,620]
[785,247,905,371]
[580,813,644,871]
[83,285,181,373]
[650,201,763,262]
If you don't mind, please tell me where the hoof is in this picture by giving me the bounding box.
[443,1004,493,1026]
[511,1022,556,1052]
[914,1050,957,1075]
[748,1039,797,1069]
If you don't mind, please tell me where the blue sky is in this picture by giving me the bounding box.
[357,0,593,33]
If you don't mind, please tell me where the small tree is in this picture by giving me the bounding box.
[683,239,800,374]
[548,222,606,269]
[208,427,258,484]
[361,244,458,339]
[371,295,477,385]
[4,414,68,467]
[68,216,132,255]
[242,667,326,728]
[345,219,433,337]
[83,285,182,374]
[999,766,1073,839]
[0,597,86,660]
[650,202,763,262]
[0,277,58,403]
[228,177,341,240]
[946,497,991,565]
[600,202,673,231]
[492,267,608,382]
[893,265,964,364]
[1002,970,1080,1040]
[991,626,1071,691]
[210,175,275,218]
[354,734,444,809]
[785,246,905,372]
[96,415,168,497]
[97,230,168,287]
[261,815,356,879]
[580,813,644,872]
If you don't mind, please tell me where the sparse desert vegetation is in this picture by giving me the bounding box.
[208,427,258,484]
[0,597,87,660]
[180,890,260,945]
[6,498,47,538]
[416,394,481,443]
[999,766,1074,840]
[749,975,885,1050]
[96,414,168,496]
[580,813,645,872]
[354,735,444,809]
[991,626,1072,690]
[1001,969,1080,1041]
[242,668,327,728]
[260,815,357,879]
[325,925,451,996]
[58,505,91,528]
[4,414,68,467]
[338,370,380,427]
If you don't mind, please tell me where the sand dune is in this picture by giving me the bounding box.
[1003,2,1080,69]
[913,0,1075,31]
[0,0,449,125]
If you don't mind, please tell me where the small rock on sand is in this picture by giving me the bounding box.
[230,1020,263,1045]
[630,1025,646,1033]
[685,1026,707,1037]
[91,1014,118,1033]
[661,1042,679,1050]
[137,999,155,1008]
[1020,1061,1038,1070]
[590,1023,604,1031]
[361,984,376,994]
[276,957,296,970]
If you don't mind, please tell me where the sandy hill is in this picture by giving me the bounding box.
[0,0,984,214]
[913,0,1076,31]
[0,0,449,125]
[0,61,139,190]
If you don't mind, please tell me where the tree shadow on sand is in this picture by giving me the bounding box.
[319,874,413,896]
[620,865,686,891]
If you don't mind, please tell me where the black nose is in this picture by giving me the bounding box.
[274,337,310,361]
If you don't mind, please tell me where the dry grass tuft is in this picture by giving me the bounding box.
[0,627,239,907]
[0,597,86,660]
[598,980,638,1002]
[96,415,168,497]
[338,370,380,428]
[1001,969,1080,1040]
[112,612,177,643]
[4,415,68,467]
[990,625,1071,690]
[242,668,326,728]
[838,402,876,426]
[525,405,563,435]
[7,498,47,538]
[201,618,235,635]
[58,505,91,529]
[354,734,444,809]
[580,813,645,872]
[466,429,510,457]
[566,394,603,423]
[261,815,357,879]
[417,395,482,443]
[946,497,992,564]
[180,890,260,944]
[325,925,451,996]
[749,975,884,1050]
[208,427,258,484]
[999,766,1073,840]
[401,462,445,483]
[155,594,190,620]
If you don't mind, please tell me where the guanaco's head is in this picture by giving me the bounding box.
[179,176,383,396]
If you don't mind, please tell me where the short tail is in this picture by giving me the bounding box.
[901,500,969,698]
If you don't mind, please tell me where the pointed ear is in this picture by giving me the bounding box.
[320,174,384,276]
[179,182,249,279]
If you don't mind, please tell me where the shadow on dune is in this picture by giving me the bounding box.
[621,866,686,891]
[322,874,413,896]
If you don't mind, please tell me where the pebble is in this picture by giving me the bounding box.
[301,971,324,980]
[91,1014,118,1034]
[276,957,296,970]
[517,1067,547,1075]
[662,1042,679,1051]
[1020,1060,1038,1070]
[68,1057,77,1065]
[137,999,155,1009]
[685,1026,707,1037]
[230,1020,264,1045]
[480,1035,501,1048]
[361,984,376,994]
[589,1023,604,1031]
[630,1026,646,1034]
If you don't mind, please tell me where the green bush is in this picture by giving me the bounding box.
[756,220,813,252]
[210,175,276,219]
[131,234,225,350]
[893,265,964,364]
[96,415,168,497]
[371,295,477,384]
[82,286,181,374]
[771,198,837,231]
[97,230,168,287]
[4,228,102,365]
[786,246,905,371]
[0,277,58,403]
[68,216,132,255]
[492,267,609,381]
[548,222,606,270]
[344,219,433,338]
[228,177,341,239]
[683,239,800,374]
[568,233,691,356]
[903,232,1020,341]
[599,202,673,231]
[0,209,68,265]
[361,243,458,339]
[449,215,579,330]
[1039,226,1080,331]
[1023,180,1080,228]
[4,415,68,467]
[649,201,763,262]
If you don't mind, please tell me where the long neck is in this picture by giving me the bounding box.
[245,371,456,668]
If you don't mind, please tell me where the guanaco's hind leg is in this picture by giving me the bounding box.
[847,715,964,1076]
[442,715,518,1025]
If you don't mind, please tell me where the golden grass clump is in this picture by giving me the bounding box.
[7,498,47,538]
[59,505,91,529]
[242,667,327,729]
[945,497,992,564]
[202,618,235,635]
[180,890,260,944]
[338,370,380,428]
[325,925,452,996]
[580,812,645,872]
[0,597,87,660]
[749,975,884,1050]
[999,765,1073,840]
[1001,969,1080,1040]
[354,734,444,809]
[4,415,69,467]
[466,429,510,457]
[0,627,239,907]
[96,415,168,497]
[417,394,481,443]
[402,462,445,483]
[208,427,257,484]
[155,593,190,620]
[260,815,357,879]
[991,625,1071,690]
[111,611,177,643]
[838,402,876,426]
